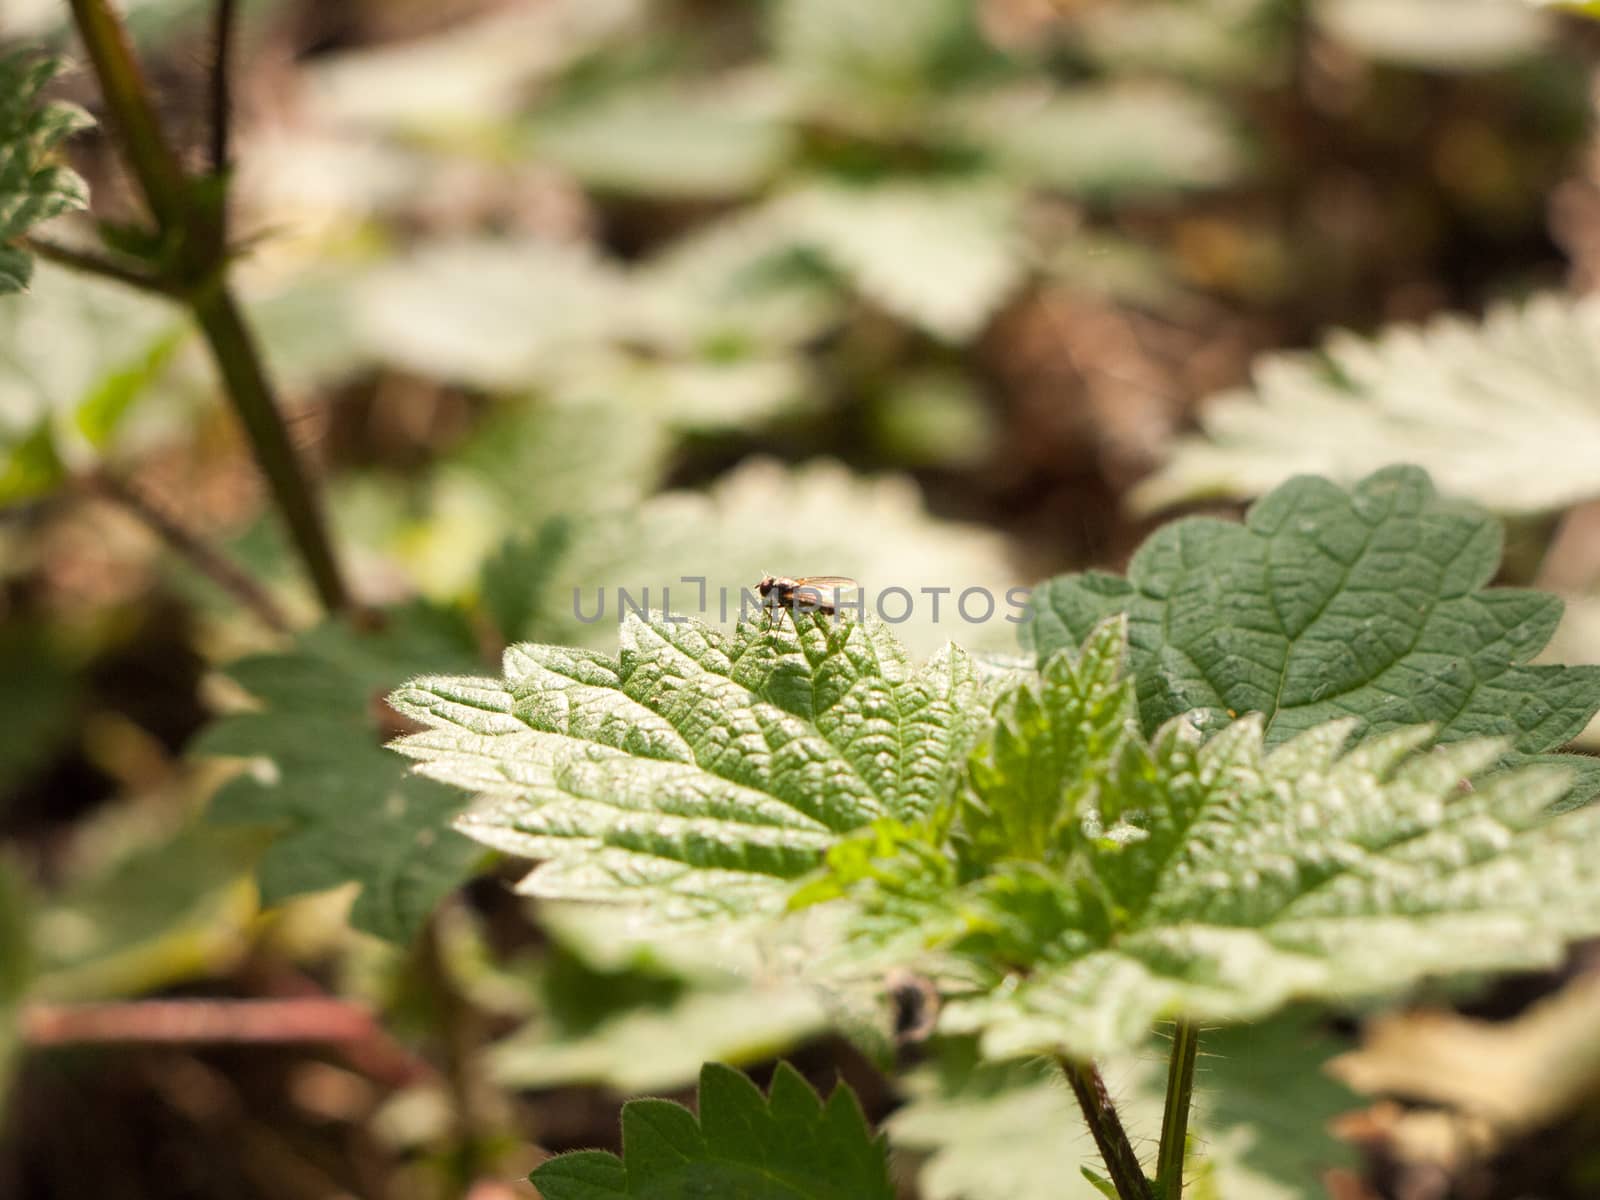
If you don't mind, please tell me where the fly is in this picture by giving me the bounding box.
[756,574,859,628]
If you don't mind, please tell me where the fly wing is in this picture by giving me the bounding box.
[793,576,860,591]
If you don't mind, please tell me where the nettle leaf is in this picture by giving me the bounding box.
[196,606,487,942]
[390,613,998,919]
[0,265,196,502]
[773,180,1024,342]
[489,456,1025,658]
[891,1013,1355,1200]
[1133,295,1600,518]
[817,616,1600,1059]
[0,54,92,294]
[1318,0,1551,70]
[531,1061,893,1200]
[969,82,1242,199]
[527,81,794,199]
[1026,467,1600,782]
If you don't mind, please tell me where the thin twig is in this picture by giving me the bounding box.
[21,997,377,1045]
[91,471,293,633]
[1156,1021,1202,1198]
[17,233,176,296]
[1058,1055,1154,1200]
[209,0,236,185]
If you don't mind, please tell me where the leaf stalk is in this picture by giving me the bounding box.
[1058,1055,1154,1200]
[1155,1020,1201,1198]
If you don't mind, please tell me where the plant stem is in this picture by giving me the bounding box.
[91,471,292,633]
[1057,1055,1154,1200]
[66,0,353,617]
[21,997,377,1044]
[17,233,176,295]
[209,0,237,182]
[66,0,193,235]
[1156,1021,1201,1198]
[189,283,351,613]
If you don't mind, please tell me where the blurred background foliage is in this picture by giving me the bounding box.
[5,0,1600,1196]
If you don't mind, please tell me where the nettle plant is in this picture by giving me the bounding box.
[393,466,1600,1199]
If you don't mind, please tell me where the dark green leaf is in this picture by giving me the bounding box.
[197,606,488,942]
[531,1061,893,1199]
[1024,467,1600,775]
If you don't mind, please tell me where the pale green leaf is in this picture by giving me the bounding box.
[1134,294,1600,518]
[196,606,488,942]
[352,232,825,419]
[531,1061,893,1200]
[1028,467,1600,765]
[528,81,793,198]
[1318,0,1551,69]
[969,82,1242,198]
[891,1014,1355,1200]
[28,818,264,1003]
[772,180,1024,341]
[391,612,996,917]
[772,0,990,109]
[492,981,827,1095]
[354,237,623,392]
[0,265,196,501]
[491,904,829,1093]
[0,54,91,295]
[478,456,1025,659]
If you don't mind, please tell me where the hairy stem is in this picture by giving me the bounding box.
[1156,1021,1201,1198]
[66,0,192,233]
[16,234,175,295]
[91,471,292,633]
[189,284,351,613]
[1058,1055,1154,1200]
[210,0,237,182]
[66,0,353,616]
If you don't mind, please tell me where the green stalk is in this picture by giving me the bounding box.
[1057,1055,1154,1200]
[189,283,351,613]
[1155,1021,1201,1198]
[66,0,352,616]
[66,0,191,232]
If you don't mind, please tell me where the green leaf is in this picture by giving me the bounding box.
[528,82,793,198]
[490,904,827,1094]
[29,818,264,1002]
[1318,0,1551,70]
[351,233,823,423]
[1026,467,1600,766]
[827,616,1600,1059]
[772,0,992,107]
[0,54,91,294]
[531,1061,894,1200]
[491,965,826,1094]
[773,180,1024,342]
[391,612,997,919]
[485,456,1025,659]
[0,265,197,502]
[890,1014,1355,1200]
[970,82,1242,199]
[1133,295,1600,518]
[196,606,488,942]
